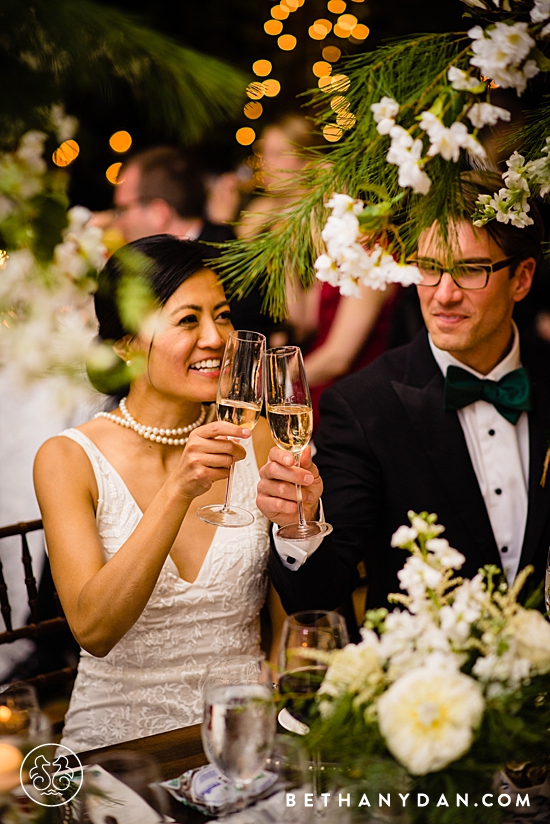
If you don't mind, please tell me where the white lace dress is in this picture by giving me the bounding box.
[57,428,270,753]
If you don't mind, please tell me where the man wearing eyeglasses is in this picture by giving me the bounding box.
[258,173,550,615]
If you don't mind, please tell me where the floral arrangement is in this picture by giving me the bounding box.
[308,512,550,824]
[218,0,550,316]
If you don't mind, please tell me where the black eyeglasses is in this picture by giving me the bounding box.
[407,257,517,290]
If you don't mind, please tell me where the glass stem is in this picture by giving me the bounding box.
[294,452,307,528]
[221,460,236,514]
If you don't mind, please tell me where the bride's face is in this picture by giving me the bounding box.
[134,268,233,403]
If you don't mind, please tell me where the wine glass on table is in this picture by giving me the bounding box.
[202,655,276,808]
[277,610,349,735]
[197,330,265,528]
[266,346,332,541]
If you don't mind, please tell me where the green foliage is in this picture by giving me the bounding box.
[0,0,248,147]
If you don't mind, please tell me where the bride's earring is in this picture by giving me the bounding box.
[126,359,132,366]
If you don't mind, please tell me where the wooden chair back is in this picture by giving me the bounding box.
[0,519,78,690]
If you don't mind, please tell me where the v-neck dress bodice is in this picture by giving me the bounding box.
[58,428,270,752]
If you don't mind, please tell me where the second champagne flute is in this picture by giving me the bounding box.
[266,346,332,541]
[197,330,265,528]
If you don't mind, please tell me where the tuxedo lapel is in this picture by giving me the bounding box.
[391,333,500,565]
[520,352,550,568]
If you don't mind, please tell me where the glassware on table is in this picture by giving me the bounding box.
[278,610,349,734]
[265,346,332,541]
[202,655,276,801]
[197,330,265,528]
[0,683,44,739]
[80,750,169,823]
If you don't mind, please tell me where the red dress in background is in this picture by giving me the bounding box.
[306,282,400,431]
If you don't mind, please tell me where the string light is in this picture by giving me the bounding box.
[331,74,351,91]
[278,33,297,50]
[264,19,283,35]
[52,140,80,167]
[322,45,341,62]
[337,111,356,128]
[323,124,343,142]
[330,95,349,112]
[313,61,332,77]
[244,101,263,119]
[236,127,256,146]
[351,23,369,39]
[327,0,347,11]
[109,131,132,153]
[106,162,123,184]
[247,82,265,99]
[263,78,281,96]
[253,60,272,76]
[271,5,289,20]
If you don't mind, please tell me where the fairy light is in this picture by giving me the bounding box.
[244,101,263,119]
[263,78,281,96]
[323,124,343,142]
[253,60,272,76]
[247,82,265,99]
[271,4,289,20]
[328,0,347,11]
[351,23,369,40]
[322,45,341,62]
[313,61,332,78]
[109,131,132,153]
[330,95,349,112]
[106,162,123,185]
[264,19,283,35]
[337,111,356,128]
[52,140,80,167]
[331,73,351,91]
[278,33,297,50]
[236,127,256,146]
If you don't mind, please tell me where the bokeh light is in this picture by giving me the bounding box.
[309,25,326,40]
[263,78,281,96]
[0,250,9,269]
[334,23,350,37]
[236,127,256,146]
[106,162,123,184]
[247,82,265,99]
[337,13,358,30]
[318,76,333,91]
[278,33,297,50]
[244,101,264,119]
[314,19,332,34]
[328,0,347,11]
[351,23,369,39]
[285,0,300,7]
[337,111,356,128]
[323,124,343,142]
[271,4,289,20]
[313,61,332,77]
[331,73,351,91]
[253,59,272,76]
[109,131,132,153]
[330,95,349,112]
[264,19,283,35]
[52,140,80,167]
[323,45,341,62]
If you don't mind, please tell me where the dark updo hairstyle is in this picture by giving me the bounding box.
[90,234,218,396]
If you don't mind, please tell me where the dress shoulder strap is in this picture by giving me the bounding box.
[56,428,111,504]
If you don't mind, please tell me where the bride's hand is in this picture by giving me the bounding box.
[176,421,250,501]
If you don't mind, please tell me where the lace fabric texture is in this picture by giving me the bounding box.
[58,428,270,752]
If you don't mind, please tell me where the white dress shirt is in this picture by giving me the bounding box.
[429,323,529,585]
[275,323,530,585]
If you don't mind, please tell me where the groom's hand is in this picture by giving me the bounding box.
[256,445,323,527]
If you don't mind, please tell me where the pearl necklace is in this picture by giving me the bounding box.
[95,397,207,446]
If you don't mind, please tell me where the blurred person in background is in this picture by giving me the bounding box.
[111,145,273,338]
[240,114,399,429]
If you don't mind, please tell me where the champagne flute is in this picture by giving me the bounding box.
[266,346,332,541]
[197,330,265,528]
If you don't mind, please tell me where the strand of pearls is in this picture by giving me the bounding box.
[94,397,207,446]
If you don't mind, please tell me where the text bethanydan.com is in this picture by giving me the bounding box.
[285,792,531,810]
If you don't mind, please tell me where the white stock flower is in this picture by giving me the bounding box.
[321,212,361,255]
[371,97,400,135]
[397,555,443,600]
[466,102,511,129]
[509,607,550,674]
[326,192,364,218]
[469,23,539,94]
[473,649,531,689]
[447,66,484,91]
[377,668,485,775]
[425,538,466,570]
[314,253,340,287]
[531,0,550,23]
[395,139,432,194]
[320,638,383,699]
[391,525,418,547]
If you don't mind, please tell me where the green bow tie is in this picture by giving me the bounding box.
[444,365,532,425]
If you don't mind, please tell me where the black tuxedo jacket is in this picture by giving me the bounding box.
[269,330,550,613]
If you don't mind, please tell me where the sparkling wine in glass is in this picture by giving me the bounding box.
[266,346,332,541]
[197,330,265,528]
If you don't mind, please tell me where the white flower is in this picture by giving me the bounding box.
[326,192,364,218]
[531,0,550,23]
[426,538,466,570]
[509,607,550,674]
[447,66,484,92]
[15,131,47,174]
[377,668,485,775]
[320,638,383,699]
[371,97,399,122]
[397,555,443,600]
[394,139,432,195]
[50,104,78,142]
[466,102,511,129]
[469,23,539,94]
[314,253,340,287]
[391,525,418,547]
[321,212,361,256]
[473,649,531,689]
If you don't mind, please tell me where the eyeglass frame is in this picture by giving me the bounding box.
[112,197,153,216]
[407,256,518,290]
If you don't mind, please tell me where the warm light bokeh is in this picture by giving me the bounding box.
[106,162,123,185]
[253,59,272,76]
[236,127,256,145]
[52,140,80,167]
[109,131,132,153]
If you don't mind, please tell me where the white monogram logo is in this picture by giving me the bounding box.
[20,744,83,807]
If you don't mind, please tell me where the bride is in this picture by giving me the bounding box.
[34,235,280,752]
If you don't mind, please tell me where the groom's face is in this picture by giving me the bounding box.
[416,221,534,374]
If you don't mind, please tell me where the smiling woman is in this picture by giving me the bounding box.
[32,236,279,752]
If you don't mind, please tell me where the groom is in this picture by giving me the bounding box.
[258,174,550,613]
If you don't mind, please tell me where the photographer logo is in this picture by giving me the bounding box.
[20,744,83,807]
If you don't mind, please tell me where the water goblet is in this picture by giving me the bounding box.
[197,330,265,528]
